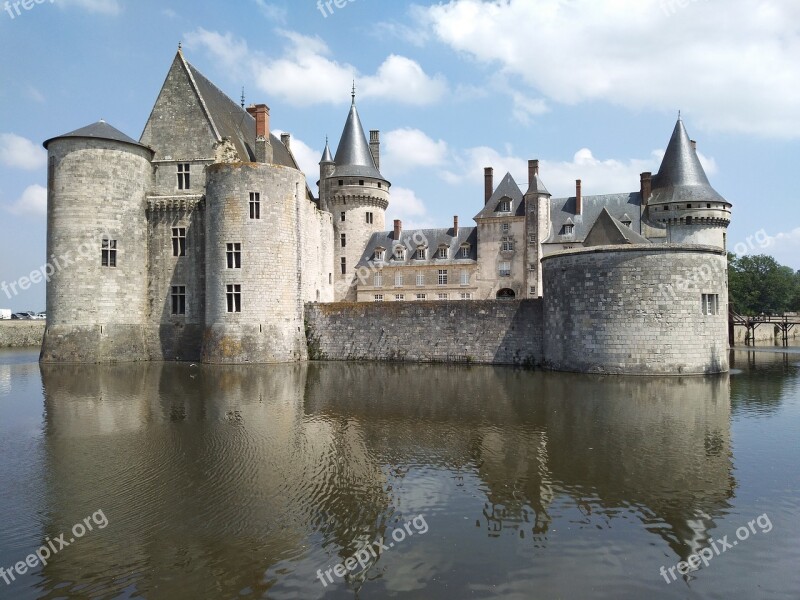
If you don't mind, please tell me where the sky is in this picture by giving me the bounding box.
[0,0,798,311]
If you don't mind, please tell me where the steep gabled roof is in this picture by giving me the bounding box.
[544,192,644,244]
[357,227,478,268]
[649,119,727,206]
[474,173,525,219]
[44,120,151,152]
[583,208,651,247]
[332,99,385,180]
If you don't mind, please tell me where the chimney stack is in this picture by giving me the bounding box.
[527,159,540,193]
[484,167,494,205]
[640,172,652,204]
[370,130,380,171]
[453,215,459,237]
[575,179,582,215]
[281,133,291,150]
[394,219,402,241]
[247,103,272,163]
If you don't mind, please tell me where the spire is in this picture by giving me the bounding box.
[332,96,384,179]
[649,118,725,205]
[320,136,333,164]
[351,81,356,105]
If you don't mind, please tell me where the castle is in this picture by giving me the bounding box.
[40,50,732,374]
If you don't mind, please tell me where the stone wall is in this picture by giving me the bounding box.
[542,245,729,375]
[0,322,46,348]
[304,299,543,366]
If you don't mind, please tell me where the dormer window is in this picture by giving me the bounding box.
[414,247,427,260]
[498,198,512,213]
[437,246,448,259]
[374,247,386,261]
[621,214,632,228]
[460,245,470,258]
[394,245,406,260]
[564,225,574,234]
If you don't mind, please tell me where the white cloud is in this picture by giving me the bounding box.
[185,28,447,107]
[510,91,548,125]
[0,134,47,170]
[383,128,448,173]
[423,0,800,137]
[762,227,800,270]
[58,0,121,15]
[386,187,435,230]
[7,185,47,218]
[273,129,320,190]
[253,0,287,23]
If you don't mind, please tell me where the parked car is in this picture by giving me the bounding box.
[35,312,46,320]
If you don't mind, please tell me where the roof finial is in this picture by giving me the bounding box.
[178,41,182,53]
[241,87,245,109]
[678,109,682,120]
[351,80,356,105]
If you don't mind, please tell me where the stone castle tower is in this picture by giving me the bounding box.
[319,91,391,301]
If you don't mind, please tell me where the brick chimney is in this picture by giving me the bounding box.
[453,215,459,237]
[394,219,402,240]
[575,180,582,216]
[640,172,652,204]
[484,167,494,205]
[370,130,380,171]
[281,132,291,150]
[247,104,272,163]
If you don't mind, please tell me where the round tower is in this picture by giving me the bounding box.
[202,162,309,364]
[321,93,390,301]
[647,119,732,249]
[40,121,153,363]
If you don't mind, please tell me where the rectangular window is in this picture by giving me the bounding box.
[177,163,190,190]
[171,285,186,315]
[529,263,536,272]
[530,286,537,296]
[226,243,242,269]
[502,240,514,252]
[172,227,186,257]
[101,238,117,267]
[340,257,347,275]
[340,212,346,222]
[437,293,448,300]
[416,272,425,286]
[395,272,403,287]
[460,246,470,258]
[416,293,427,301]
[702,293,719,316]
[374,272,383,288]
[499,261,511,277]
[359,180,365,186]
[226,284,242,313]
[366,212,374,224]
[438,269,448,285]
[338,180,344,186]
[460,292,472,300]
[249,192,261,219]
[374,294,384,302]
[414,248,426,260]
[502,223,510,233]
[395,294,405,301]
[529,234,536,245]
[437,247,448,259]
[340,233,346,248]
[460,270,469,286]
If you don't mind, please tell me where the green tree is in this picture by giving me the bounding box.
[727,254,797,315]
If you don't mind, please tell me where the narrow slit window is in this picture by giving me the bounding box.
[171,285,186,315]
[177,164,190,190]
[226,284,242,313]
[249,192,261,219]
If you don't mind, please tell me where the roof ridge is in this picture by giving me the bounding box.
[180,54,222,142]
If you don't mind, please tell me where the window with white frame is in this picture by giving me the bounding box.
[460,245,470,258]
[226,284,241,313]
[501,239,514,252]
[498,199,511,212]
[375,248,385,261]
[501,223,510,233]
[177,163,190,190]
[395,272,403,287]
[395,294,405,301]
[564,224,575,235]
[172,227,186,257]
[499,261,511,277]
[374,294,384,302]
[437,246,448,259]
[374,272,383,288]
[249,192,260,219]
[438,269,448,285]
[416,272,425,286]
[702,293,719,315]
[101,238,117,267]
[414,247,427,260]
[460,270,469,286]
[530,286,536,296]
[394,246,406,260]
[226,243,242,269]
[460,292,472,300]
[437,293,448,300]
[416,293,427,300]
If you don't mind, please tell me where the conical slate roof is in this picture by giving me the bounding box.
[649,119,726,205]
[320,139,333,163]
[528,173,550,197]
[332,99,384,179]
[44,120,150,150]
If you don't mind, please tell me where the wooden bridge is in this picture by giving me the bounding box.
[729,309,799,346]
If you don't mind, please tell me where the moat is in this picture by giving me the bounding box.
[0,348,798,599]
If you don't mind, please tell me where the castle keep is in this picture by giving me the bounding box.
[40,50,732,374]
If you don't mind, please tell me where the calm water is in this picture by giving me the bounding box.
[0,349,799,599]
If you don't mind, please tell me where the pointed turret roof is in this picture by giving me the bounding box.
[44,120,150,151]
[332,97,384,179]
[649,119,726,205]
[320,138,333,164]
[474,172,526,219]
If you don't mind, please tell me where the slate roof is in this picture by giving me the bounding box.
[44,120,151,151]
[332,100,385,180]
[649,119,727,206]
[474,173,526,220]
[357,227,478,268]
[545,192,644,244]
[583,208,651,247]
[320,139,334,163]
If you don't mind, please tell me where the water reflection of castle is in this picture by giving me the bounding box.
[40,363,733,597]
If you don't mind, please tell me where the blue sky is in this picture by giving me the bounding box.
[1,0,798,311]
